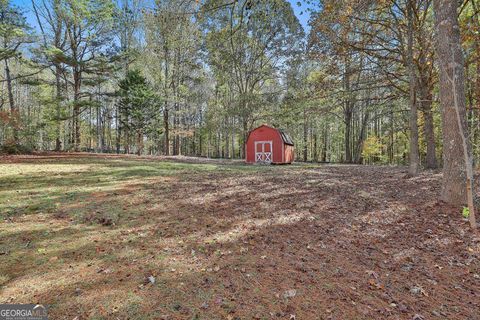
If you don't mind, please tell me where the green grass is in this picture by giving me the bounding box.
[0,154,302,319]
[0,158,227,219]
[0,156,284,223]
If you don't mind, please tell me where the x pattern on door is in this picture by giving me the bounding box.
[255,141,272,164]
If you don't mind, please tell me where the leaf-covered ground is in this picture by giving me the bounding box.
[0,153,479,320]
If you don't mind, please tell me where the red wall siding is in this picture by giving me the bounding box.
[284,145,294,163]
[246,126,284,163]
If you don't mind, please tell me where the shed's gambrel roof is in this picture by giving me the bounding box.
[279,129,294,146]
[247,125,294,146]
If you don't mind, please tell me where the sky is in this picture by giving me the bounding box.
[11,0,313,33]
[289,0,313,32]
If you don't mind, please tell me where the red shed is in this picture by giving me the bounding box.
[245,125,294,164]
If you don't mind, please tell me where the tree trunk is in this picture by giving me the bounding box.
[137,130,143,155]
[344,108,352,163]
[124,129,130,154]
[199,130,203,157]
[72,67,81,152]
[389,107,394,163]
[225,118,230,159]
[96,100,101,153]
[116,104,121,154]
[303,108,308,162]
[88,104,92,151]
[242,118,248,159]
[4,59,18,144]
[434,0,477,230]
[164,105,169,155]
[55,64,62,151]
[475,42,480,162]
[343,54,353,163]
[173,113,178,155]
[231,121,235,159]
[322,122,328,162]
[418,64,437,168]
[53,0,63,151]
[217,131,221,158]
[354,111,369,164]
[407,0,420,175]
[422,102,437,169]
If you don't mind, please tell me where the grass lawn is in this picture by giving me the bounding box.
[0,153,479,319]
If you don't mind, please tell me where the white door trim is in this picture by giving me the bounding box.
[254,141,273,164]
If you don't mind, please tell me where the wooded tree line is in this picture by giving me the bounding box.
[0,0,478,214]
[0,0,303,158]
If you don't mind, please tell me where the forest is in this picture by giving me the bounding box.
[0,0,477,164]
[1,0,480,319]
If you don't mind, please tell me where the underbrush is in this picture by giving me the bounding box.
[0,143,33,155]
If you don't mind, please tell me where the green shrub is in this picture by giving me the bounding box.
[0,143,33,155]
[462,207,470,219]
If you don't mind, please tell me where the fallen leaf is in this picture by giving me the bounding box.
[283,289,297,299]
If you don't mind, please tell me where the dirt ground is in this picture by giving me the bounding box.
[0,153,479,320]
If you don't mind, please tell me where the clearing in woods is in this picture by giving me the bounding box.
[0,153,479,319]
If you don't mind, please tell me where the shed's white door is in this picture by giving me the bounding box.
[255,141,273,163]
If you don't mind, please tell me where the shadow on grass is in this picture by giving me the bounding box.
[0,156,293,219]
[2,156,477,319]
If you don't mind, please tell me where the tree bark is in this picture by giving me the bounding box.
[407,0,420,175]
[342,53,354,163]
[53,0,63,152]
[4,59,18,144]
[54,64,62,151]
[163,41,170,156]
[418,67,437,169]
[344,107,353,163]
[303,108,308,162]
[434,0,477,230]
[224,117,230,159]
[137,130,143,155]
[231,120,235,159]
[73,70,81,151]
[322,122,328,162]
[116,105,121,154]
[389,107,394,163]
[242,117,248,159]
[354,111,369,164]
[422,101,437,169]
[476,42,480,162]
[164,105,169,155]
